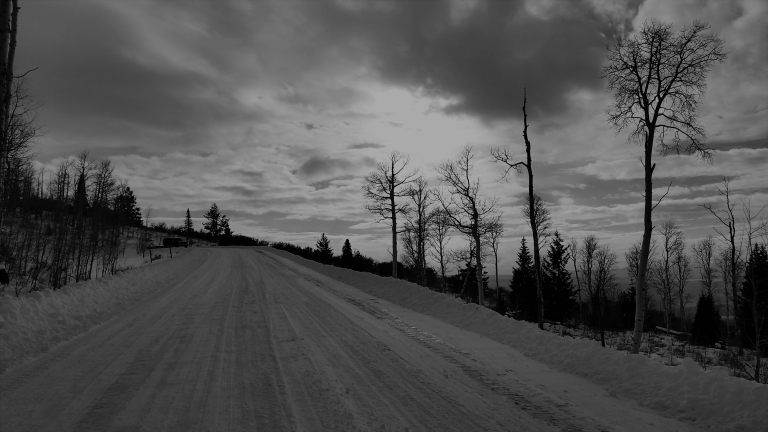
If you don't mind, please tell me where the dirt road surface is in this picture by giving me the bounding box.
[0,249,694,431]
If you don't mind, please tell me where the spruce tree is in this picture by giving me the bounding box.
[691,290,722,347]
[315,233,333,264]
[202,203,221,240]
[184,209,193,239]
[341,239,353,269]
[510,238,537,322]
[542,231,577,323]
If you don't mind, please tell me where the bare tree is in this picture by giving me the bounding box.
[436,145,499,307]
[594,244,618,347]
[579,235,599,322]
[703,177,744,351]
[673,243,692,335]
[522,193,551,252]
[491,90,545,329]
[0,0,18,202]
[603,20,727,354]
[651,221,684,336]
[363,151,419,278]
[716,247,737,341]
[569,238,584,325]
[739,196,767,382]
[485,218,504,300]
[692,235,718,297]
[428,208,452,293]
[626,238,657,331]
[404,176,434,286]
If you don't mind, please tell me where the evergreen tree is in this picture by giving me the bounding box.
[184,208,193,238]
[315,233,333,264]
[219,215,232,245]
[542,231,577,323]
[341,239,353,269]
[691,290,722,347]
[73,172,88,216]
[738,244,767,354]
[510,238,537,322]
[202,203,221,240]
[114,186,142,227]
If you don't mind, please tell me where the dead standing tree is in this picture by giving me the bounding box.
[363,151,419,278]
[436,145,498,307]
[602,20,726,354]
[491,90,546,330]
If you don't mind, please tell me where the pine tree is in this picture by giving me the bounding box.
[691,290,722,347]
[510,238,537,322]
[202,203,221,240]
[315,233,333,264]
[542,231,577,323]
[341,239,353,269]
[184,208,193,239]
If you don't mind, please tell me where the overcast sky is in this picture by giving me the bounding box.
[18,0,768,274]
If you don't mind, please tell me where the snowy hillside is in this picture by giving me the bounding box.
[265,248,768,432]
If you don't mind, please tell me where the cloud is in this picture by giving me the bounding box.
[293,154,376,182]
[347,142,385,150]
[300,0,638,122]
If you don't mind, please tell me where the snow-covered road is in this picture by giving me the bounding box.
[1,249,697,431]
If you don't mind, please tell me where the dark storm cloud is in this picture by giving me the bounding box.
[303,0,640,121]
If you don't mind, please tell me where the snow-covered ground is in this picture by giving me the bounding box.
[1,247,765,431]
[266,248,768,432]
[0,245,190,373]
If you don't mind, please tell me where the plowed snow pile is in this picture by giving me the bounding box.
[263,248,768,432]
[0,249,196,374]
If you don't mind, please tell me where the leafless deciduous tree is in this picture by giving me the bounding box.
[404,176,434,286]
[603,20,726,354]
[626,238,657,330]
[579,235,598,321]
[436,145,499,307]
[428,208,452,293]
[692,235,718,298]
[594,244,618,347]
[569,238,584,324]
[740,196,767,382]
[673,241,692,335]
[650,221,684,336]
[485,218,504,299]
[363,151,419,278]
[491,90,545,329]
[703,177,744,350]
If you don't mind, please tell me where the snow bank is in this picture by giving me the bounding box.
[264,248,768,432]
[0,249,198,374]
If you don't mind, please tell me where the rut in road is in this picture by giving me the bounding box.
[1,249,620,431]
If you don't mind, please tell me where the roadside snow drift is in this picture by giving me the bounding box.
[0,249,198,374]
[263,248,768,432]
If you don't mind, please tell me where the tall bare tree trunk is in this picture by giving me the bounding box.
[473,214,484,306]
[521,92,544,329]
[633,130,654,354]
[0,0,12,223]
[390,191,397,278]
